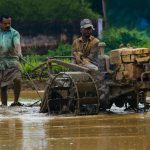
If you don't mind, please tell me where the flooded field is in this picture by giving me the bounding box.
[0,91,150,150]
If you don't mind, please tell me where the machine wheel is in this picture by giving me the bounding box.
[127,92,137,109]
[68,98,76,113]
[114,96,125,108]
[47,92,62,114]
[98,82,111,110]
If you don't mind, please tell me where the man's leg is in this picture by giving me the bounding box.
[13,78,21,103]
[1,86,8,105]
[84,63,98,71]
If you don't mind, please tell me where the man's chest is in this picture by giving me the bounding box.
[0,32,13,50]
[77,41,95,54]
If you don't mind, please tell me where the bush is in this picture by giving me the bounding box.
[51,58,71,74]
[48,43,72,57]
[102,27,149,53]
[21,43,72,79]
[20,55,43,79]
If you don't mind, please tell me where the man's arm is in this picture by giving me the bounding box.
[72,40,83,64]
[14,43,22,57]
[13,31,22,58]
[87,41,99,64]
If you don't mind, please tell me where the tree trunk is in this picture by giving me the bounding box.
[102,0,108,28]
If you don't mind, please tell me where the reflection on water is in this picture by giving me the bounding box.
[8,90,44,100]
[45,114,150,150]
[0,92,150,150]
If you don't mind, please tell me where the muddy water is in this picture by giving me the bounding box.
[0,92,150,150]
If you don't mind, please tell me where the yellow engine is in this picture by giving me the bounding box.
[109,47,150,81]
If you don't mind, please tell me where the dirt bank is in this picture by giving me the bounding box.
[21,79,47,91]
[7,79,47,91]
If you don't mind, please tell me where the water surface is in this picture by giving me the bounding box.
[0,92,150,150]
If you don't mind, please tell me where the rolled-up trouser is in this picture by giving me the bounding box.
[82,63,98,71]
[0,65,21,87]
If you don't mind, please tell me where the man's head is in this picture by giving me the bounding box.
[80,19,94,38]
[80,19,95,30]
[0,15,11,31]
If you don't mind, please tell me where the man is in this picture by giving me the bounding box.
[0,15,23,106]
[72,18,100,70]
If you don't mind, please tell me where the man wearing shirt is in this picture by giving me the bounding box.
[72,18,100,70]
[0,15,23,106]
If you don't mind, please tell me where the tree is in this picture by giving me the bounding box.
[107,0,150,28]
[102,0,108,28]
[0,0,99,21]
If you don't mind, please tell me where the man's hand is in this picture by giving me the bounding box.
[18,54,24,62]
[14,43,23,61]
[74,52,83,64]
[82,58,91,65]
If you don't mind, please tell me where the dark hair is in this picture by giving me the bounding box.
[0,15,11,22]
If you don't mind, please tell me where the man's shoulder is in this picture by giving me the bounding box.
[74,36,82,41]
[73,36,82,44]
[90,36,99,42]
[90,36,99,45]
[10,27,20,35]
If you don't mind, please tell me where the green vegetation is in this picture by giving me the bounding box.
[0,0,99,21]
[20,55,43,79]
[6,0,150,78]
[1,0,150,29]
[102,27,149,53]
[21,30,150,78]
[48,43,71,56]
[106,0,150,28]
[21,44,72,79]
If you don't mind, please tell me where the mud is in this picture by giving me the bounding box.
[0,92,150,150]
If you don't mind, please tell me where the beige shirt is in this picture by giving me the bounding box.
[72,36,99,65]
